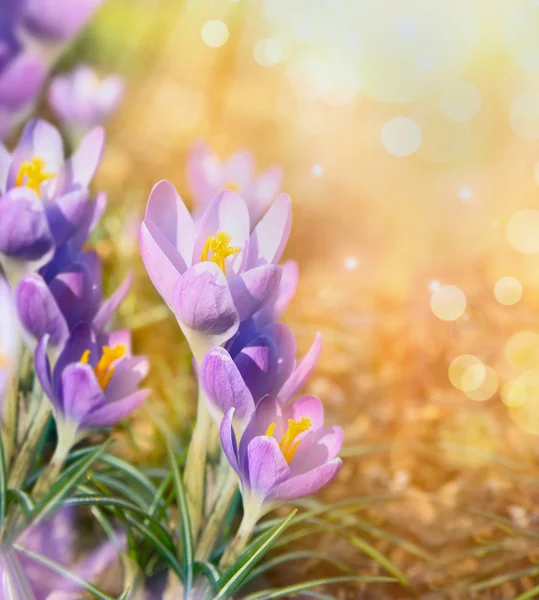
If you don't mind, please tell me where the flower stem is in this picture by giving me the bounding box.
[218,504,260,570]
[31,426,75,501]
[183,385,211,541]
[195,467,238,561]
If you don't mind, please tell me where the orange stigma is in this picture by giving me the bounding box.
[265,417,312,463]
[15,157,55,196]
[81,345,127,390]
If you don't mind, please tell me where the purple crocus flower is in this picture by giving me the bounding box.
[139,181,290,359]
[187,141,283,225]
[221,395,342,517]
[16,250,131,353]
[49,65,125,135]
[200,324,321,430]
[0,119,104,284]
[35,322,149,446]
[0,276,18,405]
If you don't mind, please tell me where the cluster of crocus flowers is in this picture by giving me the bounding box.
[48,65,125,138]
[0,0,105,138]
[140,157,342,560]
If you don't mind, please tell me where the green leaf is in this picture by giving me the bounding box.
[20,441,110,535]
[14,543,115,600]
[516,585,539,600]
[6,489,35,518]
[210,510,297,600]
[0,437,7,525]
[194,560,221,592]
[117,589,131,600]
[167,439,194,600]
[470,565,539,592]
[242,576,397,600]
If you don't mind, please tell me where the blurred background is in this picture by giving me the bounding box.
[46,0,539,596]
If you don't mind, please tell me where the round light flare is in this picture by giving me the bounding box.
[344,256,358,271]
[501,380,527,408]
[459,187,472,201]
[494,277,523,306]
[508,369,539,436]
[440,80,482,122]
[506,209,539,254]
[381,117,422,157]
[509,92,539,140]
[201,20,229,48]
[430,284,466,321]
[464,366,498,402]
[253,38,283,67]
[449,354,484,392]
[505,331,539,372]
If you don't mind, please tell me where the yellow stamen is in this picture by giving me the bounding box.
[80,345,127,390]
[265,417,312,463]
[15,157,55,196]
[200,230,240,274]
[224,181,240,193]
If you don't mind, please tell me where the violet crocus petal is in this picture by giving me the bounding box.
[68,192,107,255]
[289,426,344,475]
[145,180,195,267]
[186,141,222,207]
[267,458,343,502]
[247,193,292,269]
[254,259,299,328]
[92,271,132,331]
[278,333,322,403]
[0,144,10,193]
[48,264,95,330]
[220,407,240,475]
[173,262,239,346]
[105,356,149,403]
[61,363,105,425]
[286,395,325,430]
[82,389,150,429]
[22,0,105,42]
[200,347,255,425]
[0,51,46,111]
[226,318,259,359]
[0,277,17,399]
[139,220,185,309]
[0,187,54,261]
[34,335,55,403]
[97,74,125,117]
[53,322,97,399]
[234,334,278,403]
[100,328,132,354]
[7,119,64,187]
[16,274,69,348]
[261,323,296,394]
[223,150,254,191]
[228,264,282,322]
[46,188,89,246]
[192,190,250,276]
[246,436,291,496]
[77,250,103,316]
[246,165,283,225]
[239,396,285,461]
[63,126,104,190]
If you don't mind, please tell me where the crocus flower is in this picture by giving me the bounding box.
[16,507,124,599]
[16,250,131,352]
[35,322,149,448]
[0,276,18,406]
[139,181,290,360]
[187,141,283,225]
[200,323,321,430]
[221,395,342,518]
[49,65,125,135]
[0,119,104,285]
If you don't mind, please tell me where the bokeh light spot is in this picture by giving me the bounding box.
[465,366,498,402]
[449,354,483,391]
[501,380,527,408]
[253,38,283,67]
[505,331,539,371]
[494,277,523,306]
[508,369,539,435]
[459,187,472,201]
[440,80,482,122]
[312,164,324,177]
[506,209,539,253]
[430,284,466,321]
[381,117,422,157]
[344,256,358,270]
[201,20,229,48]
[509,92,539,140]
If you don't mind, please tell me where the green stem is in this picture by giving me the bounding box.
[218,504,260,570]
[195,468,238,561]
[183,385,211,541]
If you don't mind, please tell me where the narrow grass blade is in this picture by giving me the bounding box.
[167,440,194,600]
[14,543,115,600]
[209,510,297,600]
[6,489,35,518]
[194,560,221,593]
[242,576,397,599]
[516,585,539,600]
[470,565,539,592]
[0,437,7,525]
